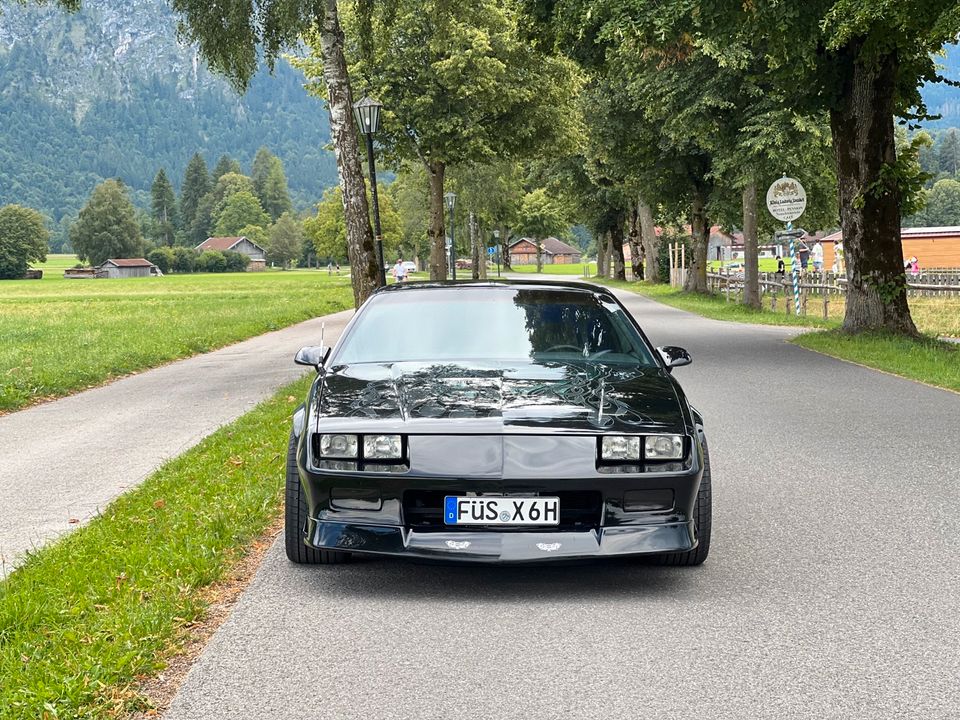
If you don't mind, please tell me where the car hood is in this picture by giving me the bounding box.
[315,361,687,434]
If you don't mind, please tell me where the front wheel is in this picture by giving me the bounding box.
[284,432,352,565]
[652,440,712,567]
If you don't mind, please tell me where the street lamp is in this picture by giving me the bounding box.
[444,191,457,280]
[352,95,386,287]
[492,229,501,277]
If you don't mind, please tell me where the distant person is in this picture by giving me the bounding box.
[392,258,407,283]
[812,241,824,272]
[798,243,810,272]
[327,261,333,275]
[834,240,845,274]
[335,262,341,275]
[775,255,785,282]
[910,256,920,278]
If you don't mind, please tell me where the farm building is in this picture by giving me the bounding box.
[197,236,267,266]
[95,258,160,279]
[509,237,583,265]
[822,226,960,269]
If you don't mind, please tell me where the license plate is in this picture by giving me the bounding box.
[444,496,560,526]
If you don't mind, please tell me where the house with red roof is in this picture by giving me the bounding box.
[509,237,583,265]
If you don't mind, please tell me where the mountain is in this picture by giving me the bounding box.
[920,43,960,127]
[0,0,338,223]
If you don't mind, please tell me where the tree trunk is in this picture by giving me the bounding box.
[319,0,378,307]
[427,161,447,280]
[830,45,917,335]
[741,181,760,308]
[500,225,511,270]
[470,212,480,280]
[597,231,608,277]
[611,215,627,281]
[683,191,709,293]
[477,219,488,279]
[638,196,659,283]
[627,202,643,281]
[536,237,543,272]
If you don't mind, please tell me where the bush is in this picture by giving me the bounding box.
[196,250,227,273]
[171,246,197,273]
[223,250,251,272]
[147,247,175,274]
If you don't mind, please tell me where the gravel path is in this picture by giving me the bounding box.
[165,288,960,720]
[0,310,353,575]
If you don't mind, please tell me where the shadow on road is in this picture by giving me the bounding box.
[292,556,710,603]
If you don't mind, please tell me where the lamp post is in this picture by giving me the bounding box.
[444,191,457,280]
[492,229,501,277]
[352,95,386,287]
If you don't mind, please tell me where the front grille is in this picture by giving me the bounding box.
[403,490,603,531]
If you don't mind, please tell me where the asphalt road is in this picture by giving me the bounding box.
[0,310,353,575]
[166,287,960,720]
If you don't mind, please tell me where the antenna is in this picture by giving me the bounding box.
[321,322,325,348]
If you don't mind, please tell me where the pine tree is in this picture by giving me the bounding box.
[70,180,144,265]
[251,147,275,200]
[150,168,178,246]
[261,162,293,221]
[212,154,242,181]
[180,153,210,236]
[938,128,960,177]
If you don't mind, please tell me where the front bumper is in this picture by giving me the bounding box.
[306,519,696,563]
[297,432,705,563]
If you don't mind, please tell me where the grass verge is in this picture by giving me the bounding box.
[0,272,352,412]
[793,331,959,393]
[0,375,310,719]
[595,278,959,393]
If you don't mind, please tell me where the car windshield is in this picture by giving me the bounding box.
[334,286,657,366]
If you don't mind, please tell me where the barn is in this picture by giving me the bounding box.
[95,258,160,279]
[197,236,267,265]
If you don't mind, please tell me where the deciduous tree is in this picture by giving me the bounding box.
[267,213,305,269]
[328,0,581,280]
[0,204,48,279]
[214,191,270,236]
[70,180,143,266]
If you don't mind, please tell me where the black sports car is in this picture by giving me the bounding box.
[285,281,710,565]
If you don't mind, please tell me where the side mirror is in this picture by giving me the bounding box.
[657,346,692,372]
[294,345,331,371]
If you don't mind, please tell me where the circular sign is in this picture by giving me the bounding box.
[766,177,807,222]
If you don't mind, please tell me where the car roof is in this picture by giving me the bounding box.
[376,279,607,295]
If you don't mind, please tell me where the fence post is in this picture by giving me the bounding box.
[823,297,829,320]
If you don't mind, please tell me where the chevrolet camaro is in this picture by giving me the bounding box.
[285,280,710,565]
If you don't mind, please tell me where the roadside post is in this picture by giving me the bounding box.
[766,177,807,316]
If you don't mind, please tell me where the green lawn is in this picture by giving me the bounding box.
[1,271,353,412]
[0,376,311,719]
[595,278,959,393]
[33,253,81,273]
[509,262,597,275]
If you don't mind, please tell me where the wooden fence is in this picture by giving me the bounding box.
[707,270,960,319]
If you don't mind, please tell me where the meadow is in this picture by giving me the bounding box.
[509,262,597,275]
[1,268,353,412]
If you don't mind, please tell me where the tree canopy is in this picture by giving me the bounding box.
[70,179,143,265]
[0,204,48,279]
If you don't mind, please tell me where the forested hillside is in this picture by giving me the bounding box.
[921,43,960,126]
[0,0,337,224]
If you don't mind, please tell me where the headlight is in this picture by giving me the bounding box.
[645,435,684,460]
[363,434,402,460]
[318,433,359,458]
[601,435,641,461]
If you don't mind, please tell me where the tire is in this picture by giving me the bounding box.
[284,431,352,565]
[651,439,712,567]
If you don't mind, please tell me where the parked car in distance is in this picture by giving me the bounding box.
[286,280,710,566]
